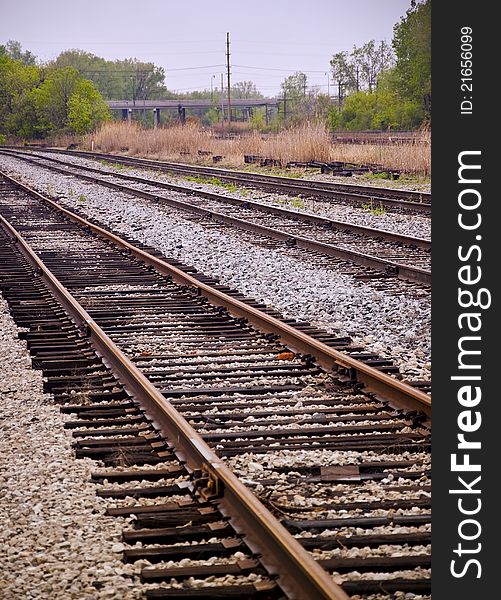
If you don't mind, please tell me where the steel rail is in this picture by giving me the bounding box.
[1,148,430,250]
[1,169,431,418]
[0,153,431,285]
[4,146,432,212]
[0,197,348,600]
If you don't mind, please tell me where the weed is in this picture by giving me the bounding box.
[290,196,305,210]
[78,194,87,202]
[370,171,394,180]
[184,175,239,193]
[99,159,127,171]
[184,175,206,184]
[362,200,386,216]
[221,182,238,193]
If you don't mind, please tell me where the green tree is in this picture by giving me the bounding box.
[249,107,266,130]
[326,2,429,131]
[34,67,109,134]
[392,0,431,118]
[328,89,423,131]
[52,50,168,100]
[33,67,82,130]
[67,79,110,133]
[52,50,121,99]
[0,55,41,136]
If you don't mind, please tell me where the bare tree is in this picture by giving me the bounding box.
[231,81,262,99]
[281,72,308,99]
[330,51,356,103]
[1,40,37,65]
[356,40,394,92]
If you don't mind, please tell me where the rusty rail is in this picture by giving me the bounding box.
[0,152,431,285]
[1,169,431,418]
[1,145,432,211]
[0,178,349,600]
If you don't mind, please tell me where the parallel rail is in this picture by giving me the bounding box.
[0,171,431,597]
[0,172,346,600]
[0,150,431,285]
[2,146,432,213]
[0,170,430,414]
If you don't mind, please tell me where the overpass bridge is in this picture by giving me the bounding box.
[108,98,281,126]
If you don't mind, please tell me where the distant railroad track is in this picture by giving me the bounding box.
[3,146,432,214]
[330,131,429,145]
[0,149,431,285]
[0,171,431,598]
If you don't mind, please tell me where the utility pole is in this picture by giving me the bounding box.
[226,32,231,127]
[283,90,287,122]
[220,73,224,126]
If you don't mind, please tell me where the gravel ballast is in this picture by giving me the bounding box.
[0,155,431,380]
[25,150,431,240]
[0,295,144,599]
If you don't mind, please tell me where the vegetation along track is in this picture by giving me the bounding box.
[3,146,431,213]
[0,171,431,599]
[0,149,431,285]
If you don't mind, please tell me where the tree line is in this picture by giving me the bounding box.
[278,0,430,130]
[0,0,429,140]
[329,0,431,130]
[0,42,110,139]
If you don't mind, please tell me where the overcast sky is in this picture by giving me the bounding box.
[1,0,412,96]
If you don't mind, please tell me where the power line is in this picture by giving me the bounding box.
[18,39,222,45]
[234,51,335,58]
[232,71,297,79]
[80,69,154,74]
[234,39,355,47]
[233,64,329,74]
[77,65,225,74]
[166,64,225,71]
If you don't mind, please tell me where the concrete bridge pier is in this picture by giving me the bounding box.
[153,108,161,128]
[121,108,132,123]
[178,105,186,125]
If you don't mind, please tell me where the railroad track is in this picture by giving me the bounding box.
[0,172,431,599]
[0,149,431,285]
[2,146,431,213]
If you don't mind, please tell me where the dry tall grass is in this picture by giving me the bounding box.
[329,130,431,176]
[81,121,430,175]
